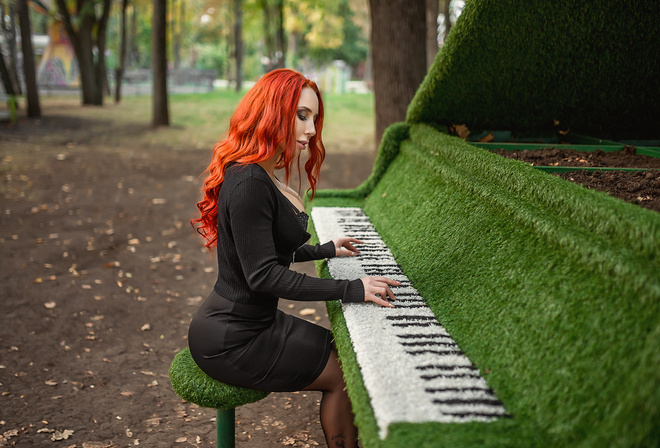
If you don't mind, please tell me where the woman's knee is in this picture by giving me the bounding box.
[305,349,345,392]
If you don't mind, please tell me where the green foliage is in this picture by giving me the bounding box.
[407,0,660,139]
[169,348,269,410]
[309,124,660,447]
[194,43,228,75]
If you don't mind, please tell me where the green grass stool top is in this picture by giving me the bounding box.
[169,348,269,410]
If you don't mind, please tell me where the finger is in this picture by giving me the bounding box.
[368,294,395,308]
[373,277,401,287]
[386,286,396,302]
[343,242,360,254]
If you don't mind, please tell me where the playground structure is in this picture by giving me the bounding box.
[307,1,660,447]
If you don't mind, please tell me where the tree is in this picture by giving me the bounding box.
[1,1,22,94]
[234,0,243,91]
[259,0,285,71]
[369,0,427,146]
[152,0,169,127]
[17,0,40,117]
[55,0,112,106]
[114,0,129,103]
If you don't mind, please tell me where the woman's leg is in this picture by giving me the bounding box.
[304,349,358,448]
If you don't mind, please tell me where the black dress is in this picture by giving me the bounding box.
[188,163,364,392]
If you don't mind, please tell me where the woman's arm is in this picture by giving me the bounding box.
[228,177,364,302]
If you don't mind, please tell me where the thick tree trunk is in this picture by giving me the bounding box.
[234,0,243,91]
[426,0,439,70]
[369,0,427,147]
[152,0,169,127]
[115,0,129,103]
[16,0,40,117]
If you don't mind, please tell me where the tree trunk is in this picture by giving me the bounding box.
[129,5,138,67]
[16,0,40,117]
[152,0,169,127]
[259,0,275,72]
[369,0,427,147]
[93,0,112,105]
[2,4,22,94]
[0,43,16,95]
[173,0,183,69]
[275,0,285,69]
[234,0,243,91]
[115,0,129,103]
[426,0,439,70]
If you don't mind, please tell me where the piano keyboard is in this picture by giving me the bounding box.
[310,207,509,439]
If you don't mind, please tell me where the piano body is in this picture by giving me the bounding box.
[307,2,660,446]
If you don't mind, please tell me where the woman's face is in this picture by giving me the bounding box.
[294,87,319,156]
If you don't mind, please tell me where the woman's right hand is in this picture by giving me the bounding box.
[360,276,399,308]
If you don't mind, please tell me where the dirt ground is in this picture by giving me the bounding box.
[493,146,660,212]
[0,105,375,448]
[3,105,659,448]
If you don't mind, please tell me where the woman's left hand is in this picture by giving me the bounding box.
[333,237,363,257]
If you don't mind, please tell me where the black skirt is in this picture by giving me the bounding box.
[188,290,332,392]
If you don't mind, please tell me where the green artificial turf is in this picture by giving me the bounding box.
[308,124,660,447]
[407,0,660,139]
[169,348,269,410]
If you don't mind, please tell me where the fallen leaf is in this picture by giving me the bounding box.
[37,428,54,433]
[128,238,140,245]
[44,301,57,309]
[140,370,155,376]
[126,428,133,437]
[140,323,151,331]
[51,429,74,441]
[120,391,134,397]
[3,429,19,438]
[175,437,187,443]
[478,132,495,143]
[45,379,58,386]
[299,308,316,316]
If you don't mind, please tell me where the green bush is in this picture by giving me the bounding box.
[407,0,660,139]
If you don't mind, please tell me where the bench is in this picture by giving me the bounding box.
[169,348,269,447]
[306,122,660,447]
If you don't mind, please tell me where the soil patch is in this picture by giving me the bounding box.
[492,146,660,213]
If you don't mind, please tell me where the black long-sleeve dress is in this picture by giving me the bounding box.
[188,163,364,391]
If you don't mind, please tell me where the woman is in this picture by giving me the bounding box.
[188,69,398,448]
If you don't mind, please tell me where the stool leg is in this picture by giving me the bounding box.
[216,408,235,448]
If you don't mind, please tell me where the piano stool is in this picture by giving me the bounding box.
[169,348,270,448]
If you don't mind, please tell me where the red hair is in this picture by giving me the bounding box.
[192,69,326,249]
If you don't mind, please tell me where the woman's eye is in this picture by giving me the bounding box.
[297,114,306,121]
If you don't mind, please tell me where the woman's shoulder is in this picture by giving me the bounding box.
[225,163,272,185]
[223,164,276,200]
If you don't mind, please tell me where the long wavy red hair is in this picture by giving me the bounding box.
[192,69,326,249]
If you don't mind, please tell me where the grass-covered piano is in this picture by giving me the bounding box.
[307,1,660,446]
